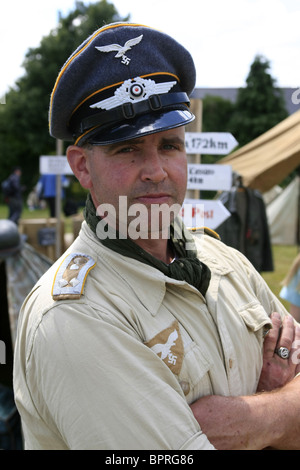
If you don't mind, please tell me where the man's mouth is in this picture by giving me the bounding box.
[135,194,171,204]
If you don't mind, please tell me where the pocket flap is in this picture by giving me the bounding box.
[239,302,272,332]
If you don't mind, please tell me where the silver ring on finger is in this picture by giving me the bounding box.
[275,347,290,359]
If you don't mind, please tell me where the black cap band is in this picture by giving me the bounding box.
[71,92,190,137]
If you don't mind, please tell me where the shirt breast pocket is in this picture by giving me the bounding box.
[144,319,214,404]
[178,340,214,404]
[234,302,273,393]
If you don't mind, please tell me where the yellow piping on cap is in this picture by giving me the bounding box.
[72,80,124,116]
[74,126,99,146]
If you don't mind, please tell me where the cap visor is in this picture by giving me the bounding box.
[80,109,194,146]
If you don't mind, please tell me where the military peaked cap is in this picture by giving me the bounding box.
[49,22,196,146]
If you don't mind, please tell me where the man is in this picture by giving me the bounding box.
[3,167,24,224]
[13,22,300,450]
[36,173,69,218]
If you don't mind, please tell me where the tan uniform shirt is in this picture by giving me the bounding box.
[13,222,287,450]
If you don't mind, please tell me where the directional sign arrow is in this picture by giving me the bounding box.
[185,132,238,155]
[180,199,231,230]
[39,155,73,175]
[187,164,232,191]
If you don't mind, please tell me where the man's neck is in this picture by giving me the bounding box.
[132,237,174,264]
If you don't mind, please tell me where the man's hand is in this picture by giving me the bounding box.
[190,312,300,449]
[256,312,300,392]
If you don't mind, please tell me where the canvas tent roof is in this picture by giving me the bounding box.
[219,109,300,193]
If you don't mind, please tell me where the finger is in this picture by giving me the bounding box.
[276,314,295,353]
[290,324,300,367]
[263,312,282,359]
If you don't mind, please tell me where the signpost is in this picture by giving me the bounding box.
[184,128,238,229]
[181,199,231,230]
[40,151,73,259]
[187,164,232,191]
[185,132,238,155]
[184,164,232,228]
[39,155,73,175]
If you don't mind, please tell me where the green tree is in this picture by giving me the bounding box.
[202,95,235,133]
[229,55,288,147]
[0,0,129,193]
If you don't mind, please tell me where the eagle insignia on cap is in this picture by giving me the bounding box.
[95,34,143,65]
[90,77,177,110]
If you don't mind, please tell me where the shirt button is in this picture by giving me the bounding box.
[179,381,190,396]
[229,358,233,369]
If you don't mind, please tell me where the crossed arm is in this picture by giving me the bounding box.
[190,312,300,450]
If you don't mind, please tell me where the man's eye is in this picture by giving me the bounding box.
[117,146,133,153]
[163,143,180,151]
[163,144,175,149]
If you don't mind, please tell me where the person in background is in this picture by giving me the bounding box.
[280,252,300,322]
[3,167,24,225]
[36,174,69,218]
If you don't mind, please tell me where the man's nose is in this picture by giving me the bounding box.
[140,150,167,183]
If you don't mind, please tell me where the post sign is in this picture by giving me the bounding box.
[39,153,72,260]
[181,199,230,230]
[39,155,73,175]
[185,132,238,155]
[187,164,232,191]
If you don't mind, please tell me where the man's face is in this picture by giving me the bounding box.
[76,127,187,238]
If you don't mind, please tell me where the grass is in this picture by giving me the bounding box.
[0,202,77,234]
[0,203,298,309]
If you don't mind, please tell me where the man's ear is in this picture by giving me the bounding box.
[66,145,93,189]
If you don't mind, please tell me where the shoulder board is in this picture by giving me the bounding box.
[52,253,96,301]
[188,226,221,240]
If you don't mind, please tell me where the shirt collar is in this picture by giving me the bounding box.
[80,222,230,316]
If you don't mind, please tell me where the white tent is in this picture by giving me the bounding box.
[266,176,300,245]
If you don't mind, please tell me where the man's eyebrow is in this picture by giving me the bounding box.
[102,138,145,153]
[160,136,185,146]
[102,135,185,153]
